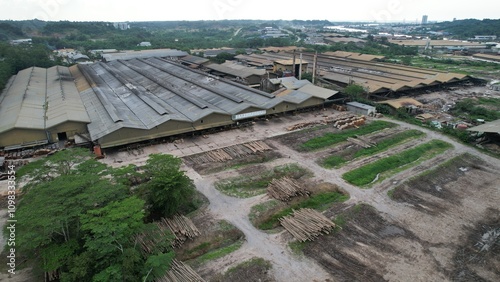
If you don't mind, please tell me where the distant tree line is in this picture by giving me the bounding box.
[432,19,500,39]
[0,42,59,92]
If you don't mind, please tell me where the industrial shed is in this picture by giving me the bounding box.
[346,102,376,116]
[74,58,333,148]
[205,63,267,86]
[0,66,90,148]
[1,57,338,149]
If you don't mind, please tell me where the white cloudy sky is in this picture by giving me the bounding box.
[0,0,498,22]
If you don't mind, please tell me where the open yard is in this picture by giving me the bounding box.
[3,103,498,282]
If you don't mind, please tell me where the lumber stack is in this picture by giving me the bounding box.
[267,177,310,201]
[135,215,200,254]
[347,137,372,148]
[331,115,366,130]
[279,208,336,242]
[162,215,201,248]
[286,121,325,131]
[185,141,272,164]
[157,259,205,282]
[135,222,172,256]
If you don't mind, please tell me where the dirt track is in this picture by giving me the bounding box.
[2,105,498,281]
[178,113,499,281]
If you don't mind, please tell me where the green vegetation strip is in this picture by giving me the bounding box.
[215,163,311,198]
[257,191,349,230]
[342,140,453,187]
[188,239,244,266]
[322,129,425,168]
[300,121,397,151]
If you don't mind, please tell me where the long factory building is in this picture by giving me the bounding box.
[235,50,472,95]
[0,57,337,149]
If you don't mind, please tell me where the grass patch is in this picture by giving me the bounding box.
[258,191,349,230]
[189,239,244,266]
[300,120,397,151]
[289,240,309,255]
[322,129,425,168]
[342,139,452,187]
[225,257,272,275]
[215,163,312,198]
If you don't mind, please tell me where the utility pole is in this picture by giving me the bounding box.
[312,51,317,84]
[292,50,296,78]
[298,53,302,80]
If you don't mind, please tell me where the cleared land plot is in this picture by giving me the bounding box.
[273,120,397,152]
[300,121,397,151]
[211,257,275,282]
[176,213,244,269]
[249,183,349,230]
[183,141,281,175]
[214,163,312,198]
[321,129,425,168]
[342,139,453,187]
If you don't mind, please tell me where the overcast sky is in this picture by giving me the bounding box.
[1,0,499,23]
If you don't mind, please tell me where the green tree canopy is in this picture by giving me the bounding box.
[6,149,189,281]
[140,154,196,220]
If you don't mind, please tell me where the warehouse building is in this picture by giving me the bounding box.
[0,57,338,150]
[0,66,90,149]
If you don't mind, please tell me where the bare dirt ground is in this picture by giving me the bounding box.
[177,111,499,281]
[1,86,499,281]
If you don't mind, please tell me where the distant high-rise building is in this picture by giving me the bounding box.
[422,15,428,25]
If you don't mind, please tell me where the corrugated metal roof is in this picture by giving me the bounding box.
[0,66,90,134]
[378,98,423,109]
[78,58,329,142]
[102,49,188,61]
[467,119,500,133]
[206,63,264,79]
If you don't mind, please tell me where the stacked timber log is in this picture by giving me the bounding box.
[157,259,205,282]
[332,104,347,111]
[346,137,372,148]
[185,141,272,164]
[162,215,201,248]
[286,121,325,131]
[267,177,310,201]
[279,208,336,242]
[331,115,366,130]
[136,221,172,256]
[135,215,200,255]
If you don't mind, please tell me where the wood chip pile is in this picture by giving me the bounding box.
[279,208,336,242]
[156,259,205,282]
[185,141,271,164]
[267,177,310,201]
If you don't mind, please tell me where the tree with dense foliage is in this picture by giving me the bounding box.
[7,149,195,281]
[140,154,196,220]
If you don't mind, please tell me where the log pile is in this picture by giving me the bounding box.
[135,215,200,255]
[332,104,347,111]
[267,177,310,201]
[286,121,325,131]
[162,215,201,248]
[185,141,272,164]
[347,137,372,148]
[135,222,172,256]
[279,208,336,242]
[157,259,205,282]
[331,115,366,130]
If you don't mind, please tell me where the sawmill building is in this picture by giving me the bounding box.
[0,57,338,149]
